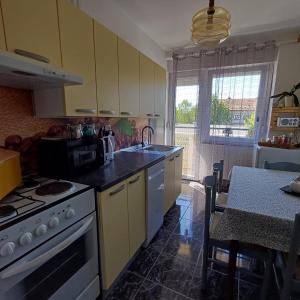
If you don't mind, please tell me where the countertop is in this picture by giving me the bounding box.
[70,146,182,192]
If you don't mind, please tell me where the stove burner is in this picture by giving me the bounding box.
[18,179,40,190]
[35,182,74,196]
[0,205,16,217]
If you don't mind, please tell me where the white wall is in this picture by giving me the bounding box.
[76,0,167,68]
[273,42,300,97]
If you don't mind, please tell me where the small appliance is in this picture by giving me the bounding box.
[277,117,300,128]
[0,175,100,299]
[38,137,102,178]
[98,125,115,163]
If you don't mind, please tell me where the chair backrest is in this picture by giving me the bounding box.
[264,161,300,173]
[281,213,300,299]
[203,174,217,236]
[213,160,224,193]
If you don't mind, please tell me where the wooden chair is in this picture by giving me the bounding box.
[274,213,300,300]
[213,160,229,210]
[202,175,274,299]
[264,161,300,173]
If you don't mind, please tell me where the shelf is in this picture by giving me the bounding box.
[269,127,300,132]
[272,107,300,113]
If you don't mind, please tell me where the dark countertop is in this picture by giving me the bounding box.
[70,146,182,192]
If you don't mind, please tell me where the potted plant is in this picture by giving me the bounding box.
[270,82,300,107]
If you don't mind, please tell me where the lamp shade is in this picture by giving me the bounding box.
[191,6,231,47]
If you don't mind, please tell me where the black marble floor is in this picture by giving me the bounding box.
[104,182,267,300]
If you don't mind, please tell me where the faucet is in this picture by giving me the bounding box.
[141,126,154,147]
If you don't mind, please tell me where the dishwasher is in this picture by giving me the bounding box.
[144,161,165,246]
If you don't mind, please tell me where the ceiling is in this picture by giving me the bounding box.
[112,0,300,50]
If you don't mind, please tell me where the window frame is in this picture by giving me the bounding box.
[200,64,269,146]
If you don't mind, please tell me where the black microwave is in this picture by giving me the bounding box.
[38,137,104,178]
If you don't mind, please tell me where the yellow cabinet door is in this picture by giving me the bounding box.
[57,0,97,116]
[94,21,119,117]
[126,171,146,257]
[0,2,6,50]
[1,0,61,67]
[154,65,167,118]
[140,54,155,118]
[118,38,140,117]
[174,150,183,199]
[98,182,130,289]
[164,155,176,214]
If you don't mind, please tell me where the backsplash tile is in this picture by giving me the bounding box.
[0,86,148,173]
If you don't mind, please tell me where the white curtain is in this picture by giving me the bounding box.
[167,41,278,181]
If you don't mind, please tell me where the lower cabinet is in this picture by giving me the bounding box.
[98,171,146,289]
[164,150,183,215]
[127,171,146,258]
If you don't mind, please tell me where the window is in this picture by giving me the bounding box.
[203,66,267,145]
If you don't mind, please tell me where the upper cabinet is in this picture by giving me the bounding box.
[118,38,140,117]
[0,3,6,50]
[57,0,97,116]
[154,65,167,119]
[94,21,119,117]
[1,0,61,67]
[140,54,155,118]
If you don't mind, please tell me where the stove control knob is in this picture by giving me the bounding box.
[65,208,75,219]
[0,242,16,257]
[48,216,60,229]
[19,232,33,246]
[35,224,48,237]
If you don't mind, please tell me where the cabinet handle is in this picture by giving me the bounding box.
[146,113,154,117]
[99,110,116,115]
[75,108,96,114]
[109,185,125,196]
[120,112,133,116]
[129,175,140,185]
[154,114,160,117]
[169,157,175,162]
[14,49,50,64]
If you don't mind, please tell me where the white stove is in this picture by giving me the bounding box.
[0,175,100,300]
[0,176,88,225]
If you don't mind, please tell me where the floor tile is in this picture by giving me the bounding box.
[173,218,204,241]
[147,228,172,253]
[182,198,205,223]
[135,279,191,300]
[162,215,179,232]
[147,253,196,297]
[129,247,161,278]
[162,234,202,263]
[105,271,144,300]
[165,204,188,221]
[188,269,239,300]
[238,280,261,300]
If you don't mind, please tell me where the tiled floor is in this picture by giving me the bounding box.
[104,182,266,300]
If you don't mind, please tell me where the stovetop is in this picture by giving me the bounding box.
[0,175,90,226]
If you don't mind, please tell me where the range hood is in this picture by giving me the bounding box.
[0,52,83,90]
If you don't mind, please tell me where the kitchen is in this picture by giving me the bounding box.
[0,1,182,299]
[1,0,300,300]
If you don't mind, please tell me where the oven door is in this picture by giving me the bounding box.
[0,212,100,300]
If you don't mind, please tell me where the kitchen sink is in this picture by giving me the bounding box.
[121,144,177,153]
[143,145,175,152]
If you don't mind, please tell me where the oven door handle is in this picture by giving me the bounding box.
[0,216,94,280]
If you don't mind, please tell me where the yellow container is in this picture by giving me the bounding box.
[0,149,22,200]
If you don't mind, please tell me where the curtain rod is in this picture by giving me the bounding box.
[171,37,299,57]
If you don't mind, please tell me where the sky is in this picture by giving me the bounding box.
[176,74,261,107]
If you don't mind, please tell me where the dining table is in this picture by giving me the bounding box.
[211,165,300,299]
